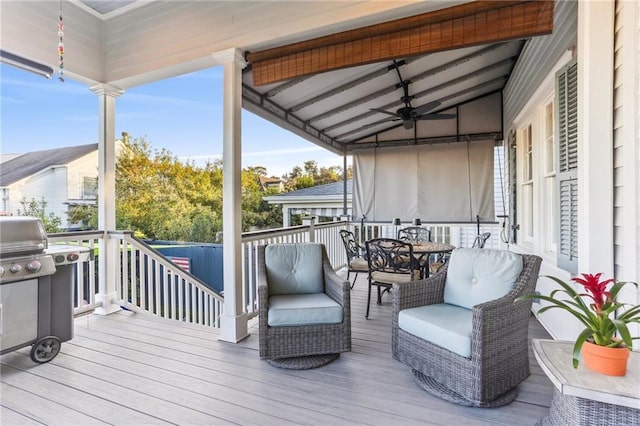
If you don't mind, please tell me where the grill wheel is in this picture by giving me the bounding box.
[30,336,61,363]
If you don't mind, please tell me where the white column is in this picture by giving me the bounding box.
[282,206,291,228]
[215,48,249,343]
[577,1,614,275]
[90,83,124,315]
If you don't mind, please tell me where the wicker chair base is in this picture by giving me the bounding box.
[413,369,518,407]
[266,353,340,370]
[537,390,640,426]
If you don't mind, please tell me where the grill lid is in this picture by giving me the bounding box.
[0,216,48,257]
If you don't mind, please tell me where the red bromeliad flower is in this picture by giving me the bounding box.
[572,273,615,313]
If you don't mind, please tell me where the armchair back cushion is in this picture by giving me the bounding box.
[444,248,523,309]
[266,243,324,295]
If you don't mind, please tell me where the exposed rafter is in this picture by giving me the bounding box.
[247,0,554,86]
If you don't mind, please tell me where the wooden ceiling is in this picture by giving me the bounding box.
[247,1,553,86]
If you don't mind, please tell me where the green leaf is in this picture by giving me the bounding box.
[573,328,593,368]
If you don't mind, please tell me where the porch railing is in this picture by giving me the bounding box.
[47,231,102,316]
[111,231,224,327]
[48,221,501,326]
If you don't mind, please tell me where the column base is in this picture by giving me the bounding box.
[93,292,121,315]
[218,312,249,343]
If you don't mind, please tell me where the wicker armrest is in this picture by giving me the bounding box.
[323,250,349,306]
[392,271,446,313]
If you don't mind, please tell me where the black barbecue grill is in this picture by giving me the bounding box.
[0,216,90,362]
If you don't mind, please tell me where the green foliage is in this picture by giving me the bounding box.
[63,134,352,242]
[284,160,348,191]
[68,204,98,229]
[17,198,63,233]
[517,274,640,368]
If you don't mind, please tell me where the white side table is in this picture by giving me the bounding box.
[533,339,640,426]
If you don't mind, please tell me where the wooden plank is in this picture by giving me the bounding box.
[0,364,168,425]
[0,382,108,425]
[0,405,46,425]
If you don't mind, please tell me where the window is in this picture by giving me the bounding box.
[543,101,557,252]
[520,125,534,240]
[556,59,578,273]
[83,176,98,199]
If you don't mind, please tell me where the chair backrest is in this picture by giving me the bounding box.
[366,238,418,275]
[444,248,523,309]
[471,232,491,248]
[265,243,324,295]
[339,229,362,261]
[397,226,431,243]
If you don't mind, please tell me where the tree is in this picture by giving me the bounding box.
[284,160,347,190]
[17,198,63,233]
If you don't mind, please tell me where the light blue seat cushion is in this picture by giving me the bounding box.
[444,248,523,309]
[398,303,473,358]
[265,243,324,295]
[268,293,343,326]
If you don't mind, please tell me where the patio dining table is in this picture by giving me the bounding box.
[410,241,455,278]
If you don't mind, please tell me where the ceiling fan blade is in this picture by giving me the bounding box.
[402,119,414,129]
[416,113,457,121]
[411,100,441,116]
[369,108,398,117]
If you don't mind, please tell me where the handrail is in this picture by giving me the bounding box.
[111,231,224,328]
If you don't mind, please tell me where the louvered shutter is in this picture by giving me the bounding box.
[556,59,578,272]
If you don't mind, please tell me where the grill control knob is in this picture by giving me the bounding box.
[0,266,4,277]
[10,263,22,273]
[67,253,79,262]
[54,255,65,263]
[26,260,42,272]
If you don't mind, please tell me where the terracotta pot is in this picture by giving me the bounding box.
[582,341,630,376]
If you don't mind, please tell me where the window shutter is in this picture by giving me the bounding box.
[556,59,578,273]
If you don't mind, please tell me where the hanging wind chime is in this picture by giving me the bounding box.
[58,0,64,82]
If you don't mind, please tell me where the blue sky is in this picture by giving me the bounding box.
[0,64,347,178]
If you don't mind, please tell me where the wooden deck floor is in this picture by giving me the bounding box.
[1,272,553,425]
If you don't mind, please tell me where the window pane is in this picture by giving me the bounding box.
[545,102,555,174]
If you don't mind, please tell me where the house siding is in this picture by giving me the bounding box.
[503,0,578,128]
[6,150,99,229]
[613,0,640,339]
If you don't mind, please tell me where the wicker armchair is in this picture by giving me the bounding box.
[392,249,542,407]
[258,243,351,369]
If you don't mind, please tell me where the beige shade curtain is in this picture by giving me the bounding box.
[353,141,495,223]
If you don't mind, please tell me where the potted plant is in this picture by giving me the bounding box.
[518,273,640,376]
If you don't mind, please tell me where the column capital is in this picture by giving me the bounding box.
[211,48,247,68]
[90,83,125,98]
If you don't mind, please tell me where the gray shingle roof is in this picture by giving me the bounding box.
[273,179,352,198]
[0,143,98,186]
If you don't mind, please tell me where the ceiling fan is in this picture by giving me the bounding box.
[370,64,456,129]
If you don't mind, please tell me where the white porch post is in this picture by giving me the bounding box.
[282,206,291,227]
[90,83,124,315]
[577,0,614,275]
[216,48,249,343]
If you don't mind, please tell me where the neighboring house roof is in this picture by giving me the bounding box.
[0,143,98,186]
[258,175,283,191]
[267,179,352,200]
[0,154,21,164]
[264,179,352,220]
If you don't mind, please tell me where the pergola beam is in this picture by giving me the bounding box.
[247,0,553,86]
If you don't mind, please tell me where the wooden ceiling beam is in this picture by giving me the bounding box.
[247,0,553,86]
